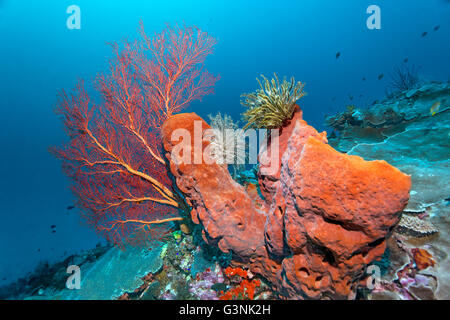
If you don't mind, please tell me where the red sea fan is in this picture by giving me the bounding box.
[51,24,219,247]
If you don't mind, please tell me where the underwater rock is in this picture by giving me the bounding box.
[161,109,411,299]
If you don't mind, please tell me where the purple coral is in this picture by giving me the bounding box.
[188,264,224,300]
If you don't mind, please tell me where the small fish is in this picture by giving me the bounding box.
[378,74,384,80]
[67,205,75,210]
[403,58,408,63]
[51,230,56,234]
[434,25,440,31]
[430,101,441,116]
[422,31,428,37]
[362,77,366,81]
[51,225,56,229]
[348,94,354,101]
[37,249,40,252]
[335,52,341,59]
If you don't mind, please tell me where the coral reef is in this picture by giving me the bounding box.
[327,81,450,300]
[161,106,411,299]
[14,82,448,301]
[366,237,440,300]
[327,81,449,213]
[188,266,225,300]
[241,74,306,129]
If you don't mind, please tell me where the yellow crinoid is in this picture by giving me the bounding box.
[241,73,306,129]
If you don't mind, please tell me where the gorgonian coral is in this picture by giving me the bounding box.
[241,74,306,129]
[51,24,219,247]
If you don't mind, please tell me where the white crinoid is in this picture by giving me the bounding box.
[207,112,246,172]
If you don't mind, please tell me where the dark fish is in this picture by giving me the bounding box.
[348,94,354,101]
[37,249,40,252]
[336,52,341,59]
[51,225,56,229]
[67,205,75,210]
[211,282,228,292]
[422,31,428,37]
[378,74,384,80]
[51,230,56,234]
[362,77,366,81]
[434,25,440,31]
[404,58,408,63]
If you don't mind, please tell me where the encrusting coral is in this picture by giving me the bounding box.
[241,74,306,129]
[219,267,261,300]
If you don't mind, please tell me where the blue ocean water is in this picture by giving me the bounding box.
[0,0,449,286]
